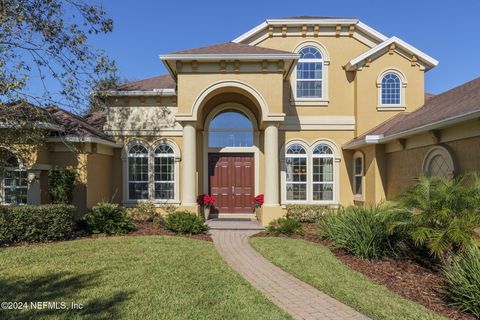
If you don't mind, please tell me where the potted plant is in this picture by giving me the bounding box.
[253,194,264,221]
[197,194,215,220]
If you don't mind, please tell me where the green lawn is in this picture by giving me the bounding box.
[0,236,291,320]
[250,237,445,320]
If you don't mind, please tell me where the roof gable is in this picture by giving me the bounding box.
[345,36,438,71]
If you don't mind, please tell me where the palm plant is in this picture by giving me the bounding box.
[388,174,480,263]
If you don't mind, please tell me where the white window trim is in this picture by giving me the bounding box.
[311,146,335,204]
[353,151,364,200]
[281,139,340,205]
[422,145,456,178]
[122,139,181,205]
[153,144,176,201]
[291,41,330,106]
[1,166,28,205]
[285,144,309,203]
[377,68,407,110]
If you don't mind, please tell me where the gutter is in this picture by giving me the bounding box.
[343,108,480,150]
[100,89,176,97]
[47,136,123,148]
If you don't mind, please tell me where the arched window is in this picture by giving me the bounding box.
[296,46,323,98]
[285,144,307,201]
[423,146,455,178]
[154,144,175,200]
[312,144,334,201]
[128,144,149,200]
[208,111,253,148]
[381,72,401,105]
[2,155,28,205]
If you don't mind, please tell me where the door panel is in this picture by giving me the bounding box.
[208,153,254,214]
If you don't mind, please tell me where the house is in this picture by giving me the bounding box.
[1,17,479,226]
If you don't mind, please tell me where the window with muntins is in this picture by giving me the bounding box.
[128,144,149,200]
[285,145,307,201]
[381,73,401,105]
[208,111,253,147]
[2,156,27,205]
[296,47,323,98]
[354,155,363,196]
[312,144,333,201]
[154,144,175,200]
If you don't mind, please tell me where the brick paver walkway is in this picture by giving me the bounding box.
[211,229,369,320]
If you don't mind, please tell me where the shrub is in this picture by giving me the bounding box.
[319,205,402,260]
[266,218,305,236]
[0,204,75,245]
[389,174,480,262]
[285,204,331,223]
[163,211,208,234]
[127,202,160,222]
[48,168,77,204]
[443,247,480,317]
[83,202,134,234]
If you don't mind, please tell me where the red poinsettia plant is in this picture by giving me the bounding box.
[252,194,264,208]
[197,194,215,208]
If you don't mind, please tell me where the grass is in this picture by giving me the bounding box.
[250,237,445,320]
[0,236,291,320]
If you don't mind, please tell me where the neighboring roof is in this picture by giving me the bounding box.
[84,111,107,131]
[344,76,480,149]
[169,42,295,55]
[344,36,438,71]
[116,74,176,91]
[46,106,114,143]
[0,101,60,130]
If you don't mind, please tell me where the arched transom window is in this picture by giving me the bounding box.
[154,144,175,200]
[312,144,334,201]
[1,155,28,205]
[381,72,401,105]
[128,144,149,200]
[208,111,253,148]
[296,46,323,98]
[422,146,455,179]
[285,144,308,201]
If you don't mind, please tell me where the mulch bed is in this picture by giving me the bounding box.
[127,221,212,242]
[254,223,474,320]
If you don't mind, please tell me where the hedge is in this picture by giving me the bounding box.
[0,204,75,245]
[285,204,332,223]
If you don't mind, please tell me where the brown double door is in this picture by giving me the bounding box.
[208,153,254,214]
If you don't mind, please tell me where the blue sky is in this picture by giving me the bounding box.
[38,0,480,101]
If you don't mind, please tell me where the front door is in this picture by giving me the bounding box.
[208,153,254,214]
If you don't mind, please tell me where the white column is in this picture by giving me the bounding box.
[182,122,197,206]
[27,170,42,205]
[264,122,280,206]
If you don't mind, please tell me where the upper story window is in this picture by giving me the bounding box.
[208,111,253,148]
[381,72,401,105]
[296,46,323,99]
[128,144,149,200]
[1,155,28,205]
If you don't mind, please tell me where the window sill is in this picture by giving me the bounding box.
[123,200,181,207]
[353,195,364,202]
[377,105,406,111]
[291,99,329,107]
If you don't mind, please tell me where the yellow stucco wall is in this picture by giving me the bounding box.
[86,152,113,208]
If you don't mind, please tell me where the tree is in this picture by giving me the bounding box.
[0,0,116,109]
[0,0,116,170]
[86,75,127,114]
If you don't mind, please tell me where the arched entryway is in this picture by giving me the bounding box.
[203,104,260,215]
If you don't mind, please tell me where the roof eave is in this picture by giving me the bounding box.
[159,53,300,60]
[101,89,176,97]
[343,109,480,149]
[47,136,123,148]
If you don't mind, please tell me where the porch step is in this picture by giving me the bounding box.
[207,218,264,231]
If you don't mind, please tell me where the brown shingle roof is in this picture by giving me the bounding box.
[46,106,113,142]
[275,16,355,20]
[116,74,176,91]
[345,76,480,147]
[424,92,436,101]
[170,42,295,55]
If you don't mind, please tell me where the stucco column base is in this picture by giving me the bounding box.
[258,205,285,227]
[178,204,200,215]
